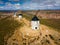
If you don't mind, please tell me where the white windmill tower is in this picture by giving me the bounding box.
[31,10,40,30]
[14,12,17,17]
[31,15,40,30]
[18,14,23,19]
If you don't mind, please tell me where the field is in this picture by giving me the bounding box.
[0,10,60,45]
[0,16,24,45]
[40,19,60,32]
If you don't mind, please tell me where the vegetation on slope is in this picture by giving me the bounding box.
[22,12,34,21]
[0,13,60,45]
[0,16,23,45]
[40,19,60,32]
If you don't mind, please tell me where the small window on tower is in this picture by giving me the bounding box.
[35,27,37,29]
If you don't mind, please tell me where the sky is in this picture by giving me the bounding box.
[0,0,60,10]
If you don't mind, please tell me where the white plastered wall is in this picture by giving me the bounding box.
[31,21,40,30]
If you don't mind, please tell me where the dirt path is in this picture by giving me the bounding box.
[7,17,60,45]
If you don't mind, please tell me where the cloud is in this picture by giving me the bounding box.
[22,3,39,10]
[14,3,21,9]
[0,2,20,10]
[21,0,60,10]
[0,6,3,8]
[9,0,20,2]
[0,0,60,10]
[0,1,4,4]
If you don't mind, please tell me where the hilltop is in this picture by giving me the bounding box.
[0,11,60,45]
[0,10,60,19]
[6,16,60,45]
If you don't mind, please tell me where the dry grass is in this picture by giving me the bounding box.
[0,16,23,45]
[7,17,60,45]
[40,19,60,32]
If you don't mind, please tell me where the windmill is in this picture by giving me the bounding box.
[14,12,17,17]
[31,10,40,30]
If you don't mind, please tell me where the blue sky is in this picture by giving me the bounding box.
[0,0,60,10]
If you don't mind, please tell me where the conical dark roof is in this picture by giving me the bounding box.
[32,15,39,21]
[18,14,23,16]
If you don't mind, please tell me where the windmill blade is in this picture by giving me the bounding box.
[35,10,40,15]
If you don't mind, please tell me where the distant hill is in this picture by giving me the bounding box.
[0,10,60,19]
[0,10,17,12]
[22,10,60,19]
